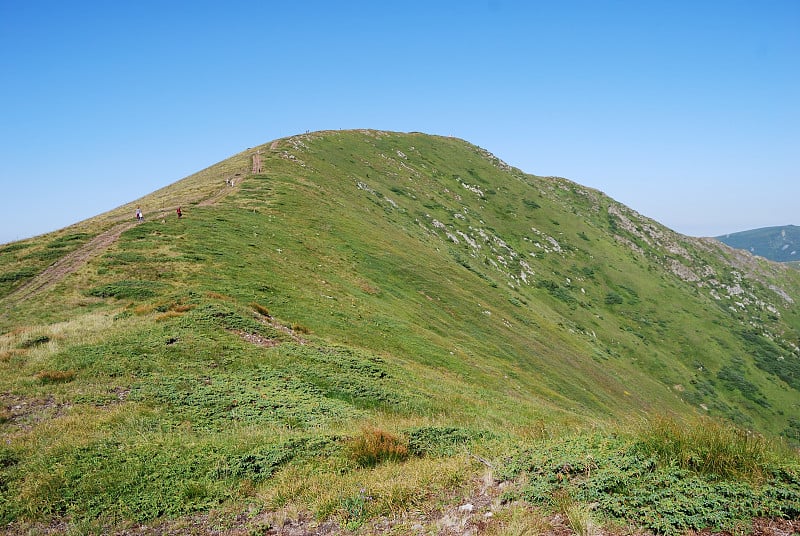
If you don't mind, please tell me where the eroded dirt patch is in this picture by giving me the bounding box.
[1,392,70,430]
[236,330,281,348]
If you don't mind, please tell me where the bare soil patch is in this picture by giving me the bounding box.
[0,392,69,430]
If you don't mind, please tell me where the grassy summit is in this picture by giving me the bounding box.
[1,130,799,534]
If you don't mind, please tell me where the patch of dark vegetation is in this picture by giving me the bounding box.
[46,233,91,249]
[283,344,418,411]
[783,418,800,445]
[17,335,50,349]
[500,419,800,535]
[537,279,577,306]
[0,242,31,254]
[100,252,149,265]
[126,343,421,432]
[131,370,358,431]
[23,248,68,263]
[86,280,169,300]
[184,303,284,339]
[406,426,494,457]
[740,329,800,391]
[226,443,296,481]
[0,445,19,468]
[717,359,770,408]
[0,268,37,283]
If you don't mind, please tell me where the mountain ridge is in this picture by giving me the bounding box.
[3,128,799,432]
[1,129,799,533]
[716,224,800,263]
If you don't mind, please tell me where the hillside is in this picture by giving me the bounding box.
[1,130,799,534]
[716,225,800,263]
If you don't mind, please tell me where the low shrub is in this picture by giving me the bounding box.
[406,426,491,457]
[501,421,800,535]
[18,335,51,348]
[86,280,168,300]
[0,267,37,283]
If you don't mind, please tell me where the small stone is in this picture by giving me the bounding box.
[458,503,474,513]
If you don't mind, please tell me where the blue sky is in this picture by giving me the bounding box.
[1,1,798,244]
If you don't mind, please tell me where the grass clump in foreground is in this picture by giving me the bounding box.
[636,414,779,479]
[346,426,409,467]
[498,416,800,535]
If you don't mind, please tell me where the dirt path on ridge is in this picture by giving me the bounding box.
[5,221,137,305]
[198,183,237,206]
[4,175,244,307]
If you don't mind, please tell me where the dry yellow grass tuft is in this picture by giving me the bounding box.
[155,311,183,322]
[133,303,154,315]
[35,369,76,383]
[250,302,271,317]
[346,426,409,467]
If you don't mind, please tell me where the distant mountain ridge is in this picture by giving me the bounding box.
[716,225,800,262]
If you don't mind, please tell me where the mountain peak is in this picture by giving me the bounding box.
[1,129,799,532]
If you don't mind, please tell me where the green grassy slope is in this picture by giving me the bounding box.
[717,225,800,262]
[1,130,799,532]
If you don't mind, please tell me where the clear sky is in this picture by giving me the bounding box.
[1,1,798,245]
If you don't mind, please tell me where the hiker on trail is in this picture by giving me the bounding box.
[176,206,182,218]
[135,207,143,221]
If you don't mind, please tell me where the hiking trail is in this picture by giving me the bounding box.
[198,178,238,206]
[5,221,136,304]
[4,175,245,307]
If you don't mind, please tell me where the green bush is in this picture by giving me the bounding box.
[501,424,800,535]
[0,268,37,283]
[405,426,492,456]
[18,335,50,348]
[46,233,91,249]
[86,280,169,300]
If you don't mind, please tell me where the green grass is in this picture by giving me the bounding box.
[500,417,800,535]
[1,130,799,532]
